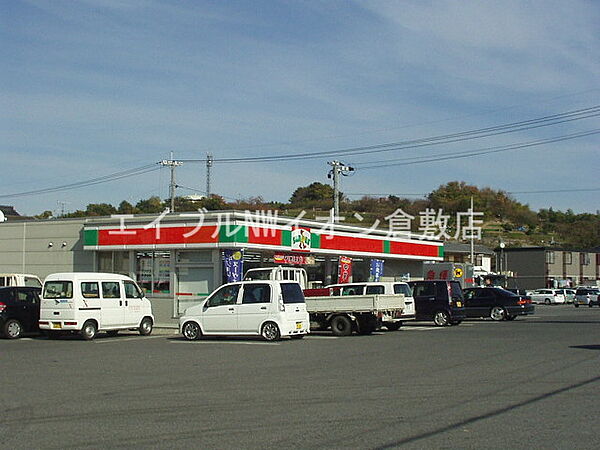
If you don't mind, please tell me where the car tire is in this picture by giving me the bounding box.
[261,322,281,341]
[574,303,579,308]
[106,330,119,337]
[544,299,551,305]
[139,317,153,336]
[81,320,98,340]
[433,311,450,327]
[490,306,506,321]
[588,303,593,308]
[3,319,23,339]
[331,315,353,336]
[386,322,402,331]
[182,321,202,340]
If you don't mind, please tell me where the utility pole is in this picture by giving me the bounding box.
[327,160,354,223]
[160,152,183,213]
[470,196,474,265]
[206,153,213,197]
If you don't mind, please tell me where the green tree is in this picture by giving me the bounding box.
[117,200,137,214]
[86,203,117,216]
[35,210,53,219]
[135,196,165,213]
[289,182,335,207]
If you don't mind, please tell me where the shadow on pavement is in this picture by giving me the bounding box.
[570,344,600,351]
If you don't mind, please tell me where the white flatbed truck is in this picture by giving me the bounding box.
[303,291,406,336]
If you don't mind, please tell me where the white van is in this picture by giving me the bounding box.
[39,273,154,340]
[325,281,415,330]
[244,267,308,289]
[179,280,309,341]
[0,273,42,288]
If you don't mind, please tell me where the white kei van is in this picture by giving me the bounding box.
[0,273,42,288]
[39,273,154,340]
[325,281,415,330]
[179,280,309,341]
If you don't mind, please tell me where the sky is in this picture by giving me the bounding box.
[1,0,599,216]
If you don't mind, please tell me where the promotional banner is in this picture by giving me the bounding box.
[273,253,315,265]
[369,259,384,282]
[224,250,244,282]
[338,256,353,284]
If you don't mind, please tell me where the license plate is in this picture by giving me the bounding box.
[456,301,462,307]
[296,322,302,330]
[52,322,62,329]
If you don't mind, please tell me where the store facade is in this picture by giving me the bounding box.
[83,211,443,321]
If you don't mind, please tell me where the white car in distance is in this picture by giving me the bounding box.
[529,289,566,305]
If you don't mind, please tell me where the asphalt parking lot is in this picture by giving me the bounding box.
[2,305,600,449]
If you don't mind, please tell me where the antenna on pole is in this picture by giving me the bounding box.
[327,160,354,223]
[206,153,213,197]
[160,152,183,212]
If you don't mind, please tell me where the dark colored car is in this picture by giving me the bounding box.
[408,280,466,326]
[463,287,534,321]
[0,286,42,339]
[506,288,532,301]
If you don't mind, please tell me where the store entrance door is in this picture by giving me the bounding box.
[176,267,213,315]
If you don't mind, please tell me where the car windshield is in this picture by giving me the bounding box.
[43,281,73,299]
[394,284,413,296]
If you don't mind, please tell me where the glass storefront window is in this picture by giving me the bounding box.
[98,251,130,275]
[135,251,171,295]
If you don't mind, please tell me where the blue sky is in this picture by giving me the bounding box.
[1,0,599,216]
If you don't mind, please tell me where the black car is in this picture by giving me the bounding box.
[463,287,534,321]
[0,286,42,339]
[408,280,466,326]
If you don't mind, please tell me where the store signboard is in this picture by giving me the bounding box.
[291,227,311,252]
[274,253,315,265]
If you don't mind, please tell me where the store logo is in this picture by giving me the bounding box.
[291,227,311,252]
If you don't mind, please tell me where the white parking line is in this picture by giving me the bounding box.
[169,340,280,346]
[402,326,443,331]
[93,335,166,344]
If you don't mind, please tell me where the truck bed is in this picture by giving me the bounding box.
[304,294,405,313]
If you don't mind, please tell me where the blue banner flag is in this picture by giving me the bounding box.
[369,259,384,282]
[224,250,244,282]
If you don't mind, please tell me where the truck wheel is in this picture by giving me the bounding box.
[261,322,280,341]
[433,311,450,327]
[81,320,98,340]
[386,322,402,331]
[331,316,353,336]
[139,317,153,336]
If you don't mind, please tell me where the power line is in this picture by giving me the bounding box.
[346,188,600,197]
[0,164,161,199]
[353,129,600,169]
[178,105,600,164]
